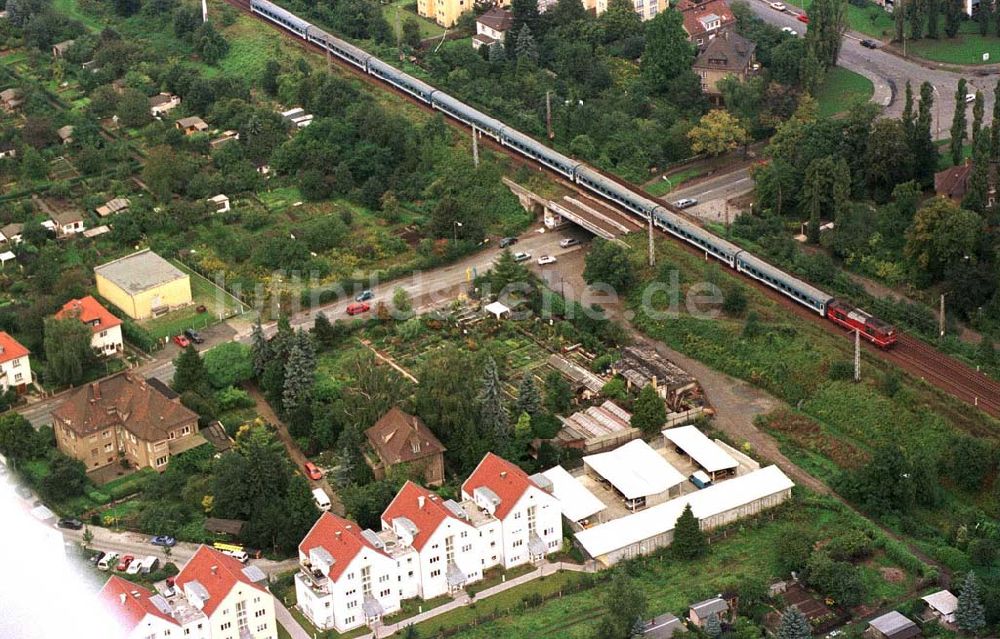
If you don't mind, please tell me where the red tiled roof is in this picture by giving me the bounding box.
[462,452,536,521]
[174,546,267,616]
[677,0,736,39]
[365,407,446,466]
[98,575,177,633]
[300,512,386,581]
[0,331,29,364]
[55,295,122,334]
[381,481,454,551]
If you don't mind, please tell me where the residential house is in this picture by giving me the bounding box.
[689,597,729,627]
[52,373,201,471]
[56,125,75,145]
[99,575,189,639]
[174,546,278,639]
[55,296,123,356]
[460,452,562,569]
[0,88,23,112]
[380,481,485,599]
[0,223,23,244]
[149,92,181,118]
[51,40,75,57]
[0,331,31,393]
[473,8,514,49]
[296,512,402,633]
[176,116,209,136]
[53,209,85,236]
[208,194,231,213]
[692,31,757,97]
[935,161,973,203]
[364,406,446,487]
[94,249,192,320]
[921,590,957,625]
[677,0,736,48]
[96,197,130,218]
[595,0,667,21]
[867,611,921,639]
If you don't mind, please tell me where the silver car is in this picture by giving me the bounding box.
[673,198,698,209]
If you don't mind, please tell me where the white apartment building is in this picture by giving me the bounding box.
[296,512,402,633]
[99,574,211,639]
[0,331,31,393]
[461,452,563,569]
[174,546,278,639]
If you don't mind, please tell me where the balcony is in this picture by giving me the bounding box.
[297,565,330,594]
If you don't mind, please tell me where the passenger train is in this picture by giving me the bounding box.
[249,0,898,348]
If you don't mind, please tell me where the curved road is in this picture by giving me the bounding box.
[743,0,997,138]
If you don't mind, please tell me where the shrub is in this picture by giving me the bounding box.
[215,386,254,412]
[601,378,627,401]
[827,360,855,381]
[825,529,875,562]
[722,286,748,316]
[86,489,111,504]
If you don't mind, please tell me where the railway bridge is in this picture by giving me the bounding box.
[503,178,641,240]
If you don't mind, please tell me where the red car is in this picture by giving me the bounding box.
[173,334,190,348]
[117,555,135,572]
[346,302,370,316]
[304,461,323,481]
[797,13,809,22]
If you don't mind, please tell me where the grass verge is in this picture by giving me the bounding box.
[815,67,875,118]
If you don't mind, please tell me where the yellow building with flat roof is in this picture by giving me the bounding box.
[94,249,192,320]
[418,0,509,28]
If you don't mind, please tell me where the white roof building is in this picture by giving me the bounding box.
[583,439,686,510]
[574,465,794,565]
[663,425,738,476]
[540,465,606,524]
[922,590,958,624]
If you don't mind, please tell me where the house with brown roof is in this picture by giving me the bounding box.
[0,88,23,112]
[96,197,130,218]
[678,0,736,48]
[364,407,446,486]
[52,372,201,472]
[175,116,209,136]
[148,92,181,117]
[935,160,973,203]
[692,31,757,97]
[56,125,74,145]
[52,209,85,236]
[473,7,514,49]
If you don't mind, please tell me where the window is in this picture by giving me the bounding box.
[347,600,358,609]
[13,373,22,382]
[380,588,391,598]
[513,512,521,520]
[513,539,524,548]
[99,330,108,338]
[256,624,268,633]
[379,574,389,583]
[90,448,98,456]
[220,622,231,631]
[460,531,468,538]
[346,589,356,597]
[430,569,441,578]
[103,430,111,438]
[255,609,266,618]
[155,456,168,466]
[429,556,440,564]
[462,545,472,553]
[344,617,355,626]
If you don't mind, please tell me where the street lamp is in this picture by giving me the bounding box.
[453,220,462,242]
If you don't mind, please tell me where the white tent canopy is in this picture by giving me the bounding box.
[662,426,738,474]
[484,301,510,319]
[583,439,685,500]
[541,465,606,523]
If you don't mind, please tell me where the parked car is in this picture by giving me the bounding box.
[304,461,323,481]
[173,334,190,348]
[184,328,204,344]
[537,255,557,266]
[126,557,143,575]
[98,552,119,571]
[346,302,370,316]
[117,555,135,572]
[781,26,797,36]
[860,39,878,49]
[770,2,786,9]
[57,517,83,530]
[513,252,531,262]
[796,12,809,22]
[673,198,698,209]
[689,471,713,489]
[89,551,106,566]
[355,289,374,302]
[559,238,580,248]
[14,485,32,500]
[151,535,176,547]
[499,236,518,248]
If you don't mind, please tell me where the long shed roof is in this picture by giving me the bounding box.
[583,439,685,500]
[662,426,738,473]
[540,465,606,523]
[574,466,793,558]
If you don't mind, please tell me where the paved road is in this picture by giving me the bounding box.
[744,0,996,137]
[666,167,754,223]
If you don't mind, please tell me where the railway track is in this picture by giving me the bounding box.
[225,0,1000,421]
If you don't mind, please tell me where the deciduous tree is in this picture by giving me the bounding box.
[687,110,747,156]
[584,238,635,291]
[904,197,982,281]
[631,384,667,436]
[641,9,694,91]
[593,571,648,639]
[203,342,254,389]
[43,316,94,387]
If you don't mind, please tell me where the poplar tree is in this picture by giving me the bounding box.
[478,356,511,453]
[973,91,985,144]
[945,0,961,36]
[915,82,938,184]
[251,317,270,379]
[927,0,940,37]
[992,80,1000,161]
[951,78,968,166]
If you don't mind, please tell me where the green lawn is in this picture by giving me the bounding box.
[644,167,706,197]
[52,0,106,31]
[782,0,894,37]
[139,260,247,339]
[381,0,445,40]
[815,67,875,117]
[906,30,1000,65]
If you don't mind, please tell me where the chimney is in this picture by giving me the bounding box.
[210,565,218,576]
[91,381,101,401]
[418,495,425,510]
[500,471,507,479]
[335,531,342,540]
[119,593,127,606]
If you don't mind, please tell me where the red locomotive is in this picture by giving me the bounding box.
[826,300,897,348]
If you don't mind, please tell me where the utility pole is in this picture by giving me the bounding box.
[854,329,861,382]
[326,45,331,74]
[647,214,655,267]
[939,293,946,337]
[472,125,479,168]
[724,202,730,233]
[546,91,554,141]
[201,0,208,23]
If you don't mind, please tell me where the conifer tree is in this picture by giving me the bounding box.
[956,572,986,635]
[672,503,707,559]
[515,374,541,417]
[776,606,812,639]
[282,331,316,413]
[173,344,208,395]
[478,356,511,453]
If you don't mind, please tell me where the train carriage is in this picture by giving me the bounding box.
[502,130,580,179]
[736,252,833,316]
[367,57,436,103]
[306,26,370,69]
[250,0,311,38]
[651,207,741,268]
[573,166,656,218]
[430,92,506,140]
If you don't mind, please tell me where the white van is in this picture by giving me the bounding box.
[97,552,118,571]
[312,488,331,512]
[138,555,160,575]
[221,549,249,563]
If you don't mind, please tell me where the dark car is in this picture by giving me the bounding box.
[860,39,878,49]
[57,518,84,530]
[89,551,106,566]
[184,328,205,344]
[499,237,518,248]
[355,289,374,302]
[151,535,177,547]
